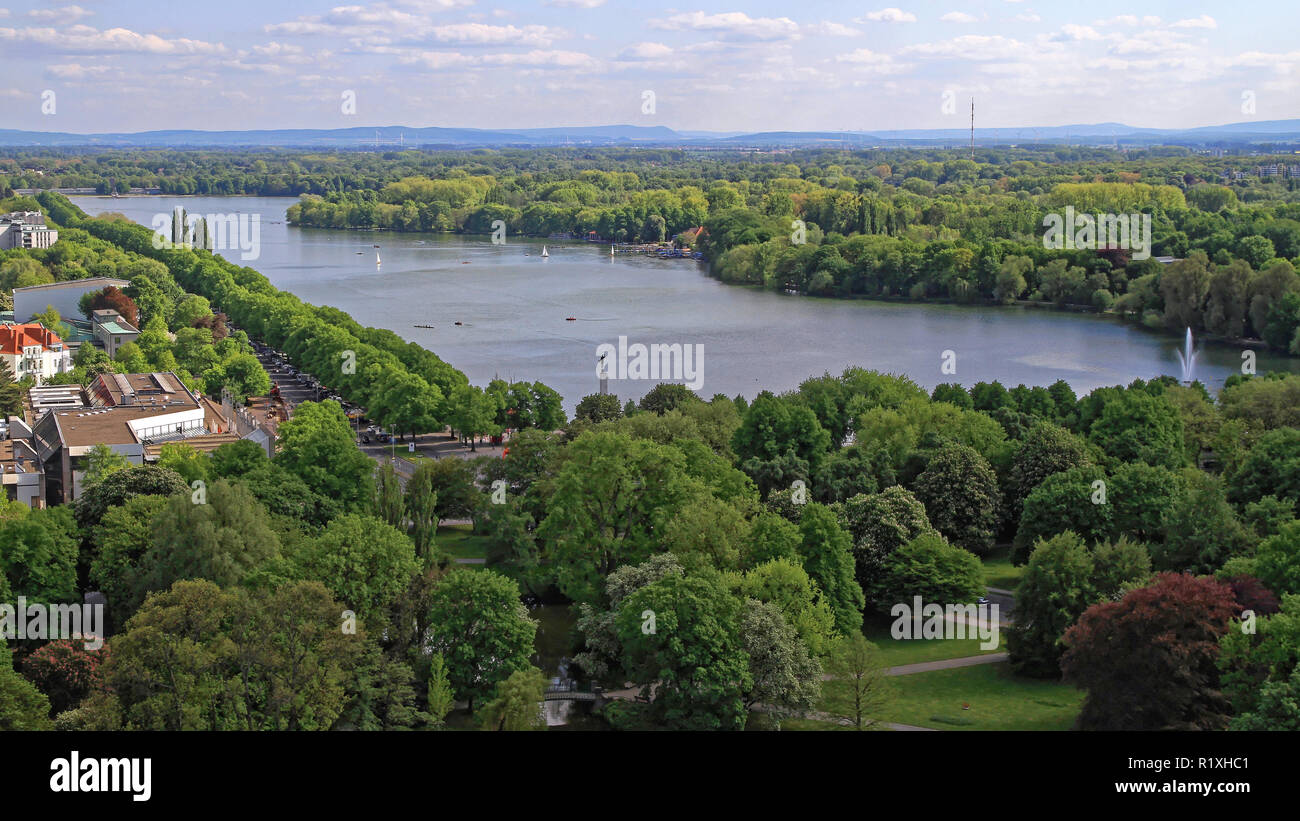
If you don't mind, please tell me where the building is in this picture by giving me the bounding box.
[12,277,131,325]
[1,434,44,507]
[0,212,59,250]
[28,372,217,504]
[0,322,71,385]
[91,309,140,358]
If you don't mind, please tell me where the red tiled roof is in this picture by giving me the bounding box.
[0,323,63,355]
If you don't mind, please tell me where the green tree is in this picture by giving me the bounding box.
[537,431,691,604]
[295,514,419,622]
[480,667,547,731]
[739,598,821,726]
[821,633,892,730]
[797,503,864,634]
[873,532,985,611]
[0,640,53,731]
[615,572,751,730]
[912,442,1000,555]
[426,652,456,728]
[423,569,536,712]
[275,400,375,512]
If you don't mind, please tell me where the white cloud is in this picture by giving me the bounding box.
[807,22,861,37]
[545,0,605,6]
[1015,13,1040,23]
[0,25,226,55]
[941,12,979,24]
[903,35,1027,60]
[616,42,673,61]
[27,5,92,22]
[46,62,112,79]
[651,11,799,41]
[1171,15,1216,29]
[1093,15,1162,27]
[1059,24,1103,41]
[859,8,916,23]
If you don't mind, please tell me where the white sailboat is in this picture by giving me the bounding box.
[375,245,381,266]
[541,245,549,258]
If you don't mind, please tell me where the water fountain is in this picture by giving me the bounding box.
[1175,327,1197,385]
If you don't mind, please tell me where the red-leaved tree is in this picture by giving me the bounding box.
[20,639,109,716]
[90,286,140,328]
[1060,572,1237,730]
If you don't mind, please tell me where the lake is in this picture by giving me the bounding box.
[70,195,1300,411]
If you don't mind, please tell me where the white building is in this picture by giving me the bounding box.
[0,212,59,250]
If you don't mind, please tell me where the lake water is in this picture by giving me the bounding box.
[71,195,1300,411]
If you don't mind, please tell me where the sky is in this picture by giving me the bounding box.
[1,0,1297,134]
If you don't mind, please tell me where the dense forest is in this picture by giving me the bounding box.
[11,145,1298,351]
[1,179,1298,733]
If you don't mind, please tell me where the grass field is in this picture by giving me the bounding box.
[877,662,1084,731]
[982,545,1023,591]
[436,523,491,560]
[863,621,1004,667]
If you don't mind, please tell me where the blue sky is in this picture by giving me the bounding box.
[1,1,1296,133]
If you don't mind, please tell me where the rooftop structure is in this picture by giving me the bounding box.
[0,321,71,385]
[12,277,130,325]
[0,211,59,250]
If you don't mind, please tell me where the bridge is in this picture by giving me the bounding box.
[543,690,600,702]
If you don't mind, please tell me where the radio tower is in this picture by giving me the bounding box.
[970,98,975,162]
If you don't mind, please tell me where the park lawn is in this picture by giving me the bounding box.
[983,545,1023,591]
[879,662,1084,731]
[436,523,491,559]
[863,621,1005,668]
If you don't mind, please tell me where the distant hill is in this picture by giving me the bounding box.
[2,119,1299,149]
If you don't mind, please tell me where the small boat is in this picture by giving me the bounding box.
[541,246,549,258]
[414,324,435,329]
[375,247,381,265]
[461,260,470,264]
[610,244,615,256]
[454,321,464,326]
[566,316,577,322]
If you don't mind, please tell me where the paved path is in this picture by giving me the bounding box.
[885,652,1009,677]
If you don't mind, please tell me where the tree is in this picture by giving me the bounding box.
[1008,532,1101,678]
[128,480,281,615]
[1014,465,1112,564]
[732,391,831,496]
[1218,594,1300,729]
[0,640,52,731]
[20,639,107,715]
[536,431,691,604]
[615,572,751,730]
[409,456,480,523]
[796,503,864,635]
[0,504,79,603]
[275,400,374,512]
[1087,388,1185,469]
[32,303,73,344]
[0,358,22,416]
[422,569,536,712]
[574,392,623,423]
[743,511,804,568]
[82,443,130,488]
[479,667,547,731]
[873,532,985,611]
[295,514,419,622]
[739,598,821,726]
[1254,521,1300,597]
[994,254,1030,303]
[639,383,700,415]
[157,442,209,485]
[913,442,1000,555]
[1154,471,1255,574]
[404,466,439,563]
[821,633,892,730]
[739,558,838,658]
[1061,573,1237,730]
[102,579,364,730]
[834,487,936,596]
[1228,428,1300,508]
[372,461,404,529]
[426,652,456,728]
[1008,422,1092,524]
